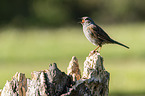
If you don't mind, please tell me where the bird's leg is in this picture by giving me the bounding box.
[98,47,102,52]
[93,45,100,52]
[89,45,100,56]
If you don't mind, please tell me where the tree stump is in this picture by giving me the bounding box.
[0,52,110,96]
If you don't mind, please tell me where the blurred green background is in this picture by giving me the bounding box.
[0,0,145,96]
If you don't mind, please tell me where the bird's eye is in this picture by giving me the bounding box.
[81,19,85,23]
[85,18,89,20]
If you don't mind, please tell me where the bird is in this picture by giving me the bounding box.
[80,16,129,53]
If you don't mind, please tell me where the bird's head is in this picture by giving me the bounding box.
[80,17,95,26]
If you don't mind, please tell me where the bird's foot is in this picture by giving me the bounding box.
[89,50,98,56]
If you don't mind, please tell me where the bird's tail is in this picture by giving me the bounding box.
[111,39,129,49]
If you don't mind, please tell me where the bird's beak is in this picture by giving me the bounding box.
[78,18,85,24]
[77,18,82,24]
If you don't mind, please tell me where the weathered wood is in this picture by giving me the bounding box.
[0,52,110,96]
[0,89,2,96]
[67,56,81,81]
[26,63,72,96]
[64,52,110,96]
[82,52,110,96]
[1,72,27,96]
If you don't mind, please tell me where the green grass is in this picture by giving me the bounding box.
[0,23,145,95]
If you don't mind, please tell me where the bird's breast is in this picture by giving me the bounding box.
[83,26,98,46]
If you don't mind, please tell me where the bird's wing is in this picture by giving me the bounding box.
[89,24,111,41]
